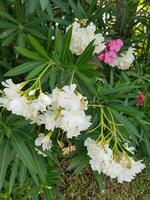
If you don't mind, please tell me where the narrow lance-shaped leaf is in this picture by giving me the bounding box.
[40,0,49,11]
[11,133,38,174]
[4,61,41,76]
[0,139,12,190]
[26,63,47,80]
[15,47,44,61]
[28,35,50,60]
[9,157,20,194]
[112,109,142,141]
[61,27,73,64]
[76,40,95,66]
[19,161,27,186]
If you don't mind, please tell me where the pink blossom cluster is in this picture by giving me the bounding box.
[97,39,123,64]
[136,92,144,106]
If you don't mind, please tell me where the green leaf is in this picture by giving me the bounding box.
[28,35,50,60]
[49,66,56,90]
[110,104,144,118]
[32,186,39,200]
[0,139,12,190]
[15,47,44,61]
[9,157,20,194]
[19,162,27,186]
[5,61,41,76]
[77,1,86,18]
[0,11,18,24]
[69,0,79,17]
[40,0,49,10]
[30,146,47,182]
[11,134,38,174]
[17,31,25,48]
[67,152,89,175]
[0,21,17,28]
[95,172,105,191]
[61,27,73,64]
[27,63,47,79]
[0,29,16,39]
[25,0,38,15]
[53,0,69,13]
[53,30,62,60]
[112,110,142,142]
[46,1,54,18]
[100,84,140,96]
[25,27,47,40]
[76,40,95,66]
[1,32,17,46]
[76,71,96,98]
[43,188,52,200]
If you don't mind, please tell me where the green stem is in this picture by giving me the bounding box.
[70,69,76,84]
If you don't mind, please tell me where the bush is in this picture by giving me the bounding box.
[0,0,150,199]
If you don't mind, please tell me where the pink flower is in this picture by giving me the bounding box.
[136,92,144,106]
[97,53,105,61]
[107,39,123,52]
[104,51,117,64]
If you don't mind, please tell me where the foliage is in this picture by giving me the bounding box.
[0,0,150,199]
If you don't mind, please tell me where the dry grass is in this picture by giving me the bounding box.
[55,159,150,200]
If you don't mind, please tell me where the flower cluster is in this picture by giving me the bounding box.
[97,38,135,70]
[0,80,91,140]
[84,138,145,183]
[69,20,105,55]
[37,84,91,138]
[0,79,35,119]
[97,39,123,64]
[136,92,144,106]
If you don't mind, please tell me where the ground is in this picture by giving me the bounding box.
[56,161,150,200]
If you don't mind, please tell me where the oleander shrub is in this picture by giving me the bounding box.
[0,0,150,199]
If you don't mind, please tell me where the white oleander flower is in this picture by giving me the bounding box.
[111,47,135,70]
[35,133,52,151]
[85,138,145,183]
[31,92,52,112]
[60,110,91,138]
[0,79,33,118]
[37,108,62,131]
[84,138,112,173]
[0,96,9,108]
[7,97,29,116]
[103,155,145,183]
[1,79,21,98]
[69,21,105,55]
[57,84,88,111]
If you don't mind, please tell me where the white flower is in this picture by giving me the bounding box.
[0,79,33,119]
[85,138,145,183]
[7,97,29,116]
[35,133,52,151]
[0,96,9,108]
[60,110,91,138]
[84,138,112,173]
[1,79,21,98]
[57,84,88,111]
[69,21,105,55]
[31,92,52,112]
[37,109,62,131]
[0,80,91,139]
[111,47,135,70]
[104,156,145,183]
